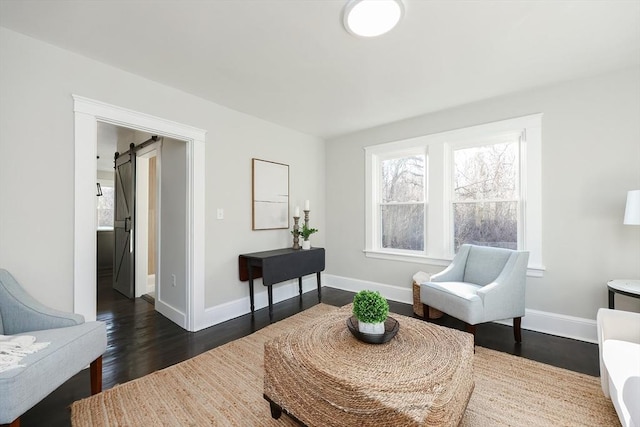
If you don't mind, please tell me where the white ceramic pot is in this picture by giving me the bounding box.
[301,240,311,250]
[358,320,385,335]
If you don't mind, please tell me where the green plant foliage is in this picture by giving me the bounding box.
[300,223,318,239]
[352,290,389,323]
[291,223,318,240]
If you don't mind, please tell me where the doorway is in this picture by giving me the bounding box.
[74,95,207,331]
[97,125,160,306]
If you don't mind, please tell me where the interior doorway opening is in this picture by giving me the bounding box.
[96,124,161,309]
[73,94,207,331]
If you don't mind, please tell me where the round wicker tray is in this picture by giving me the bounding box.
[346,316,399,344]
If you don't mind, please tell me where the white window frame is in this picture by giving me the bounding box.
[374,147,427,254]
[364,114,544,277]
[448,132,522,252]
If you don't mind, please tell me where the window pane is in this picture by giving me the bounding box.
[454,143,518,201]
[97,186,114,228]
[381,155,424,203]
[453,202,517,251]
[381,204,424,251]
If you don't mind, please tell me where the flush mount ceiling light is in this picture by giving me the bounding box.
[343,0,404,38]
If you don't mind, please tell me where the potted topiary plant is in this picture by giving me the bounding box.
[352,290,389,335]
[299,223,318,250]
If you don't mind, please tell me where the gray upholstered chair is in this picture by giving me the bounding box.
[0,269,107,427]
[419,244,529,342]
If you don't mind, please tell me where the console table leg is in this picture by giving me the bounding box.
[298,277,303,296]
[316,272,322,303]
[608,289,615,309]
[248,269,255,315]
[268,285,274,318]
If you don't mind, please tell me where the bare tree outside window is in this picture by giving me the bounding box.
[97,186,115,228]
[380,155,425,251]
[453,142,519,251]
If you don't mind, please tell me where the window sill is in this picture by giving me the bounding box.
[363,249,451,266]
[363,249,545,277]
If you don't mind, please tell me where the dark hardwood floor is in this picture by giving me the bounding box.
[20,272,600,426]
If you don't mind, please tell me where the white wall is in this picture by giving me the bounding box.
[97,170,113,182]
[0,27,325,313]
[159,137,187,313]
[326,66,640,320]
[117,129,152,154]
[3,24,635,329]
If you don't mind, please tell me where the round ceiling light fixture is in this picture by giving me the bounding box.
[343,0,404,38]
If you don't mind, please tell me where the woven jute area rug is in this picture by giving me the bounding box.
[71,304,619,426]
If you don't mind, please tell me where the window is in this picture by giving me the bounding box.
[452,140,519,251]
[380,153,425,251]
[365,114,543,276]
[97,185,114,229]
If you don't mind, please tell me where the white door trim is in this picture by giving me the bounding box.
[135,145,159,299]
[73,95,207,331]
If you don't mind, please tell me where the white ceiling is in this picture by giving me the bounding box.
[1,1,638,139]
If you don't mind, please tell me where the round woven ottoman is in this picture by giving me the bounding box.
[264,305,474,427]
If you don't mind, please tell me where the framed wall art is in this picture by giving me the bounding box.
[252,158,289,230]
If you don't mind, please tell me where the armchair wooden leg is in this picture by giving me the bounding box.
[2,417,20,427]
[465,323,476,337]
[465,323,477,349]
[513,317,522,343]
[90,356,103,395]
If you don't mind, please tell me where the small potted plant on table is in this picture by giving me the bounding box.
[299,223,318,250]
[352,290,389,335]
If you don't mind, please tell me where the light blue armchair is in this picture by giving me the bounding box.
[0,269,107,426]
[419,244,529,342]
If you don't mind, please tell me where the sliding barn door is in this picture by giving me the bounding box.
[113,148,136,299]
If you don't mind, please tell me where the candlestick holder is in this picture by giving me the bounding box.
[292,216,300,250]
[301,210,311,250]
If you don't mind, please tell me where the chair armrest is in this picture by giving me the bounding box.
[597,308,640,398]
[597,308,640,345]
[476,251,529,320]
[0,270,84,335]
[431,245,470,283]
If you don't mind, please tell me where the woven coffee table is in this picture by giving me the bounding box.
[264,305,474,427]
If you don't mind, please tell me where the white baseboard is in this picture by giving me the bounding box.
[197,276,322,330]
[324,274,413,305]
[323,274,598,344]
[193,273,597,343]
[493,310,597,343]
[156,298,187,329]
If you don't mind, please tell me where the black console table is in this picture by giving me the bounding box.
[239,247,325,317]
